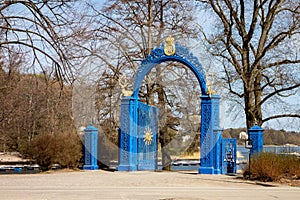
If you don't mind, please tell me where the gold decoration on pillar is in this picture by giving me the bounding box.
[118,74,133,97]
[206,74,216,96]
[164,35,176,56]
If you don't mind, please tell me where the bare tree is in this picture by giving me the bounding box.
[198,0,300,129]
[0,45,82,168]
[0,0,89,83]
[76,0,204,169]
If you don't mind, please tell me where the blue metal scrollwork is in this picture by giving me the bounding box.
[133,43,208,97]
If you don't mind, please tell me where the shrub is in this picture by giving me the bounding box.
[24,132,82,170]
[245,152,300,181]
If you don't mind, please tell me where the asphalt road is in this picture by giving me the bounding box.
[0,170,299,200]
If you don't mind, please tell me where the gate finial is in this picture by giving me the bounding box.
[206,73,216,95]
[118,74,133,97]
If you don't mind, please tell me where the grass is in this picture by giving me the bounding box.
[244,152,300,182]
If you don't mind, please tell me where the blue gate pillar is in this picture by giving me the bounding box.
[248,125,264,156]
[199,94,221,174]
[83,124,99,170]
[212,95,222,174]
[118,96,138,171]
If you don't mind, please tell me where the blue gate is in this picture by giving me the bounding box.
[118,36,224,174]
[221,138,237,174]
[137,102,158,170]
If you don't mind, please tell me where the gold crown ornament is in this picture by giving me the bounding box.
[164,35,176,56]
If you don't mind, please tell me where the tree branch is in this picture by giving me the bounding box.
[259,83,300,107]
[263,114,300,124]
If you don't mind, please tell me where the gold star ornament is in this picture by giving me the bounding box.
[144,127,153,145]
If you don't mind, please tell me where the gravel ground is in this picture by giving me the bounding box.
[0,170,299,200]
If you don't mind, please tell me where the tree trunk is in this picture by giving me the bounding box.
[159,127,172,171]
[254,72,263,126]
[147,0,153,55]
[156,67,172,170]
[244,87,256,130]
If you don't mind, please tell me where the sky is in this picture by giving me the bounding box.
[80,0,300,132]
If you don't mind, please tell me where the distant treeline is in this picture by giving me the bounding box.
[223,128,300,146]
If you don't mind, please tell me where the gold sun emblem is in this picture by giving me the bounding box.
[164,35,176,56]
[143,127,153,145]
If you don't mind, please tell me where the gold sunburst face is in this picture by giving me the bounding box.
[143,127,153,145]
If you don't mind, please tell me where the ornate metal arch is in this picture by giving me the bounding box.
[133,42,208,98]
[118,37,227,174]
